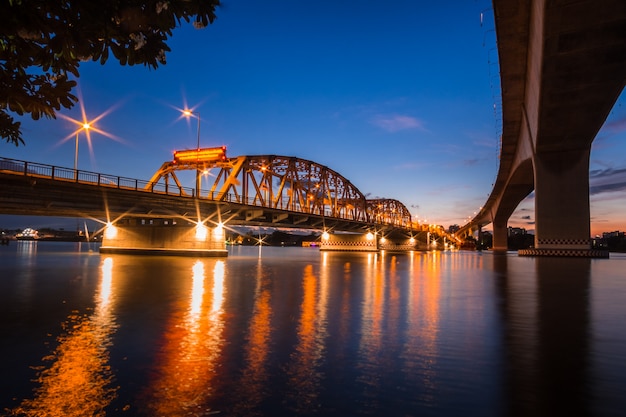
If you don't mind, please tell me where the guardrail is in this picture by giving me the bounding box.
[0,157,196,196]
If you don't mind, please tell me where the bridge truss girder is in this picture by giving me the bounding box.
[367,198,412,228]
[147,155,371,223]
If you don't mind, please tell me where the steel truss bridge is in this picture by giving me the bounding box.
[0,155,420,236]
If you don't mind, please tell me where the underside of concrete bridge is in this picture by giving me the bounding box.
[461,0,626,257]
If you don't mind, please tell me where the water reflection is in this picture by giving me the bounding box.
[16,241,37,268]
[403,251,442,406]
[9,257,118,417]
[535,257,590,417]
[357,252,385,409]
[3,246,623,416]
[232,257,273,416]
[189,261,205,321]
[284,264,328,413]
[495,254,591,417]
[142,259,226,416]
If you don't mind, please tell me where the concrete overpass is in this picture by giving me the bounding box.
[458,0,626,256]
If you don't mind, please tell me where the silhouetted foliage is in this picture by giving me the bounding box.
[1,0,220,146]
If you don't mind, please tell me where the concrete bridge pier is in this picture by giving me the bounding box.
[379,235,420,252]
[492,219,508,253]
[520,149,607,258]
[320,231,421,252]
[100,218,228,257]
[320,232,378,252]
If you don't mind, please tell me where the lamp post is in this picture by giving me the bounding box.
[74,123,91,180]
[183,109,201,196]
[183,109,201,150]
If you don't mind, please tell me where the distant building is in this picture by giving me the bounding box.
[593,231,625,252]
[508,227,526,236]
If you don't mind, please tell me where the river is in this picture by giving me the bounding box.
[1,242,624,416]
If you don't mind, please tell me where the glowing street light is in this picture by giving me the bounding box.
[182,109,202,196]
[74,122,91,178]
[58,97,121,175]
[182,109,201,150]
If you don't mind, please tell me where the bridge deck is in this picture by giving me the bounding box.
[0,157,416,236]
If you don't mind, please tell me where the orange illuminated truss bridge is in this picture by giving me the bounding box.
[146,147,412,228]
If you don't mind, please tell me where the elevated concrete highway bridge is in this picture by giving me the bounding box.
[458,0,626,257]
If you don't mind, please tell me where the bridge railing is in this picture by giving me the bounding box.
[1,157,414,228]
[0,157,197,195]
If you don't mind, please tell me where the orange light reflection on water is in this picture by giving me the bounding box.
[231,257,273,416]
[402,251,442,402]
[10,257,118,417]
[143,259,226,416]
[284,264,328,413]
[359,252,385,362]
[189,260,205,322]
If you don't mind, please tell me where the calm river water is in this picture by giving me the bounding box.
[0,242,625,417]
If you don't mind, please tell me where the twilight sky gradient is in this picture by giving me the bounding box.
[1,1,625,236]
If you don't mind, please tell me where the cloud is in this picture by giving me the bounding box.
[589,167,626,195]
[463,158,481,166]
[521,215,531,220]
[370,114,424,132]
[590,181,626,194]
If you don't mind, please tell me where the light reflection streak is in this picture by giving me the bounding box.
[10,257,118,417]
[387,255,401,343]
[211,260,225,315]
[16,240,37,261]
[357,251,386,407]
[284,264,328,413]
[232,257,273,416]
[189,260,205,321]
[143,259,226,416]
[402,251,441,404]
[95,257,113,322]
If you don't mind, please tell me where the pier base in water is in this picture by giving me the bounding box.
[100,219,227,257]
[320,232,419,252]
[518,248,609,258]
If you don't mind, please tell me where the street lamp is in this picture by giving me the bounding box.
[183,109,200,150]
[183,109,202,196]
[74,122,91,179]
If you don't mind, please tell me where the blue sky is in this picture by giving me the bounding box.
[2,0,625,235]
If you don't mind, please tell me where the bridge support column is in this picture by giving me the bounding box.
[320,232,378,252]
[378,235,420,252]
[492,219,508,253]
[520,149,607,258]
[100,218,228,257]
